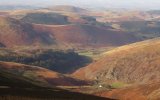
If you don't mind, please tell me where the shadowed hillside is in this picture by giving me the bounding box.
[0,61,89,86]
[117,21,160,39]
[0,62,113,100]
[0,88,112,100]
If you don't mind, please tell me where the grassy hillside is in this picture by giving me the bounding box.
[73,38,160,84]
[96,82,160,100]
[0,16,54,47]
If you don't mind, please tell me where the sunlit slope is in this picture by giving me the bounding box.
[0,16,54,47]
[73,38,160,84]
[96,82,160,100]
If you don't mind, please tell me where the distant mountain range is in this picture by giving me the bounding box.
[0,5,40,10]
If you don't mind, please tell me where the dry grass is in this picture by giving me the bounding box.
[95,82,160,100]
[73,38,160,84]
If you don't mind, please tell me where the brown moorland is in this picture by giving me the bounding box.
[0,16,54,47]
[34,24,139,48]
[95,82,160,100]
[0,15,140,48]
[73,38,160,84]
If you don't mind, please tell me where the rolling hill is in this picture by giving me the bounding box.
[1,4,160,100]
[47,5,88,13]
[93,10,149,23]
[34,24,139,48]
[117,21,160,39]
[0,61,113,100]
[73,38,160,84]
[0,16,54,47]
[0,16,140,48]
[0,61,88,86]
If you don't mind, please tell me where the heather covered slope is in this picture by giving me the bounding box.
[34,24,139,48]
[73,38,160,84]
[0,61,88,86]
[0,16,54,47]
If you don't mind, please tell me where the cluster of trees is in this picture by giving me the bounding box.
[0,49,92,73]
[21,13,69,25]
